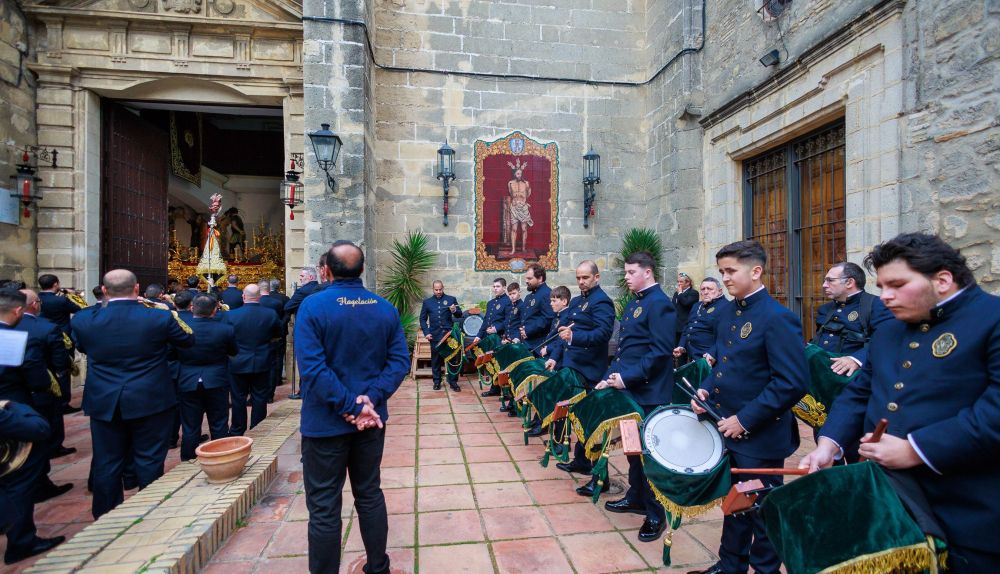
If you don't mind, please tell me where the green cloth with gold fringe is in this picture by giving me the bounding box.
[493,343,533,371]
[526,368,588,466]
[477,333,502,352]
[673,358,713,405]
[472,334,504,377]
[568,389,644,503]
[761,462,941,574]
[795,343,858,429]
[511,359,551,402]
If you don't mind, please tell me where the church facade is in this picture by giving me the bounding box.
[1,0,996,328]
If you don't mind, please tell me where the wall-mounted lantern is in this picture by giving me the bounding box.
[436,141,456,226]
[8,146,57,219]
[307,123,342,192]
[279,154,303,220]
[582,147,600,228]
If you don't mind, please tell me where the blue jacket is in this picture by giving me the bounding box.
[16,314,71,406]
[702,287,808,459]
[679,296,730,359]
[419,294,461,339]
[560,285,615,384]
[38,290,85,335]
[477,294,511,339]
[821,286,1000,553]
[0,400,50,442]
[285,281,319,316]
[505,298,523,337]
[176,317,237,392]
[811,290,892,365]
[224,302,280,374]
[543,310,570,367]
[520,283,554,349]
[220,286,244,310]
[260,294,285,323]
[672,287,699,335]
[0,322,49,404]
[72,300,195,421]
[295,278,410,437]
[606,284,676,406]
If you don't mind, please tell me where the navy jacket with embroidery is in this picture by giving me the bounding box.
[560,285,615,383]
[606,284,676,406]
[520,283,554,349]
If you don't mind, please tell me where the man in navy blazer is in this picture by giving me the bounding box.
[258,280,286,402]
[219,275,244,310]
[592,252,676,540]
[419,281,462,391]
[225,284,280,434]
[176,294,237,460]
[71,269,195,519]
[472,277,511,343]
[37,274,85,413]
[284,267,320,317]
[518,263,554,352]
[295,241,409,574]
[802,234,1000,573]
[690,241,808,574]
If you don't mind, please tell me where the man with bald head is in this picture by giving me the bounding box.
[71,269,195,518]
[419,280,462,391]
[224,283,281,434]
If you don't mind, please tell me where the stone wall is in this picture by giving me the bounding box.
[900,0,1000,290]
[0,0,37,283]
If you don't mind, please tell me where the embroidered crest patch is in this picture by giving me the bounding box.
[633,307,642,319]
[581,302,589,311]
[848,310,859,322]
[707,307,715,314]
[530,299,536,307]
[740,322,752,339]
[932,333,957,358]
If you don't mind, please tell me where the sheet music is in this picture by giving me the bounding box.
[0,330,28,367]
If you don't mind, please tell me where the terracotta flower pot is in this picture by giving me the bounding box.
[195,436,253,483]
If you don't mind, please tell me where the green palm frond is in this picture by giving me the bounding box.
[399,312,420,350]
[377,231,436,317]
[614,228,665,317]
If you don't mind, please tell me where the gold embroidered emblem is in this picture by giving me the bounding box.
[707,307,715,314]
[932,333,957,358]
[530,299,536,307]
[581,302,589,311]
[495,303,500,310]
[740,322,752,339]
[848,310,859,322]
[633,307,642,319]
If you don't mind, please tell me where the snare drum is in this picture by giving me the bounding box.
[462,314,484,338]
[568,389,644,463]
[642,405,724,474]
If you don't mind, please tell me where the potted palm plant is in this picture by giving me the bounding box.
[614,228,665,318]
[377,231,436,349]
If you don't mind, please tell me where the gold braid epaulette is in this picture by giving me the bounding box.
[61,332,73,350]
[46,370,63,398]
[171,310,193,334]
[66,292,88,310]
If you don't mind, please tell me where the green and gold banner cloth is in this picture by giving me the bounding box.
[795,343,858,429]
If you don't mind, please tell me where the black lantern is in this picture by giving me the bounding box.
[8,146,57,219]
[307,123,342,191]
[279,155,303,220]
[582,147,601,228]
[436,141,456,226]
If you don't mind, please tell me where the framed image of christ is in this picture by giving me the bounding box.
[474,131,559,271]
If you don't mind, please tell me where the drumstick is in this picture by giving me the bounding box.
[677,377,723,423]
[531,322,575,354]
[730,467,810,476]
[858,418,889,463]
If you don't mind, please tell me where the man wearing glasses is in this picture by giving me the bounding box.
[811,262,893,376]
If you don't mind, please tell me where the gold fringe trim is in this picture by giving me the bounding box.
[567,413,642,462]
[47,370,62,399]
[537,391,586,428]
[646,479,724,521]
[515,374,549,399]
[817,542,934,574]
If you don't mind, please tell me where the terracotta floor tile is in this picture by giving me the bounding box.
[341,547,415,574]
[417,447,465,466]
[560,531,648,574]
[506,444,546,461]
[385,435,417,451]
[264,520,309,556]
[383,487,415,515]
[416,463,469,486]
[632,528,716,569]
[418,404,451,415]
[499,432,530,446]
[254,556,310,574]
[481,506,552,540]
[459,422,497,434]
[392,414,418,425]
[463,445,510,463]
[454,413,491,424]
[460,433,504,447]
[382,449,417,468]
[542,502,616,535]
[451,403,487,413]
[419,414,454,424]
[418,434,460,449]
[517,460,578,482]
[491,537,573,573]
[417,509,485,545]
[201,561,256,574]
[213,522,280,561]
[527,479,587,506]
[418,543,494,573]
[246,494,292,523]
[285,492,310,521]
[680,519,725,555]
[418,423,458,436]
[344,513,414,550]
[386,424,417,438]
[474,482,533,509]
[417,483,476,512]
[268,470,304,494]
[468,461,520,483]
[380,466,416,489]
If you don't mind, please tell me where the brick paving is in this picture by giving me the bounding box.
[204,373,817,574]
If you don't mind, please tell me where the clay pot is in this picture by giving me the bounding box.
[195,436,253,483]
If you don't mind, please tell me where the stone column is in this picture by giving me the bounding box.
[302,0,373,283]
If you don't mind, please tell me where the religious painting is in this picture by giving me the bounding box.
[170,111,202,186]
[474,131,559,271]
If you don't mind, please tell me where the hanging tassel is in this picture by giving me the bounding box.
[662,513,683,567]
[590,450,610,504]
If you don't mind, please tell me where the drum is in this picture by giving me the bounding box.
[567,388,644,502]
[510,359,550,403]
[642,406,724,474]
[491,343,533,388]
[761,462,942,574]
[794,343,856,429]
[525,368,587,429]
[462,314,484,338]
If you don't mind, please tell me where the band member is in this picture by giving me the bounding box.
[37,274,85,413]
[811,262,892,376]
[284,267,320,317]
[225,284,281,434]
[472,277,510,344]
[672,272,699,342]
[674,277,730,363]
[71,269,195,519]
[800,233,1000,573]
[483,282,524,398]
[219,275,244,310]
[540,285,572,368]
[593,252,674,542]
[519,264,554,352]
[689,240,808,574]
[420,281,462,391]
[258,280,286,402]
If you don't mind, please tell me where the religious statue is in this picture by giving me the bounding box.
[224,207,246,261]
[504,158,533,254]
[195,193,227,286]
